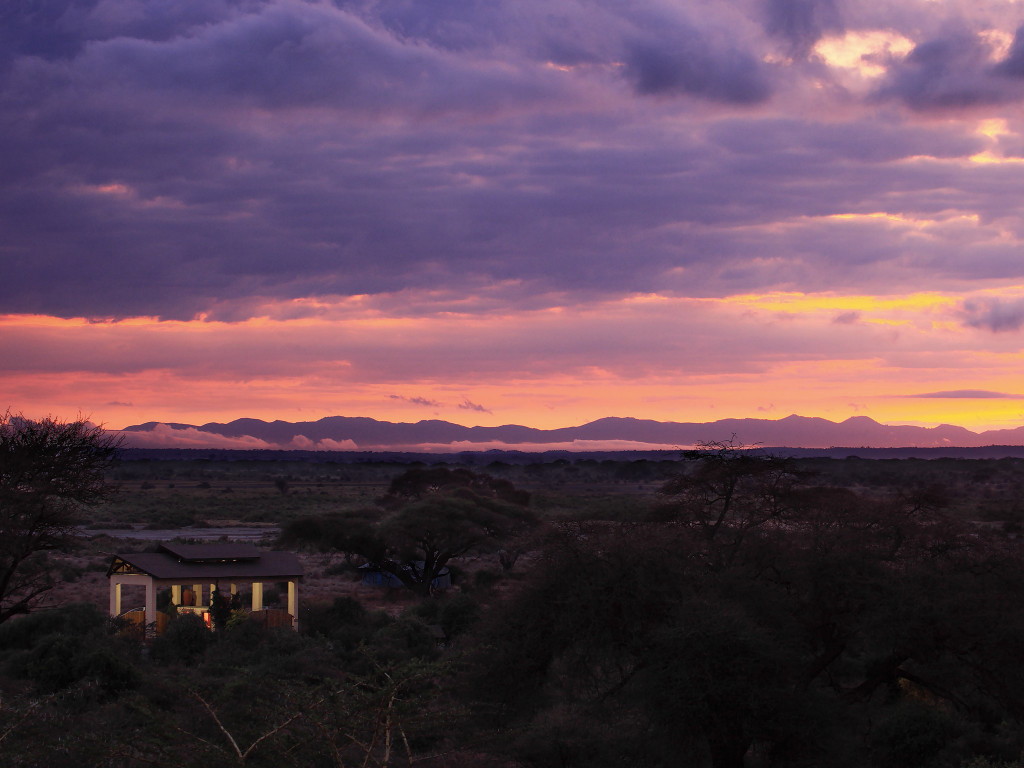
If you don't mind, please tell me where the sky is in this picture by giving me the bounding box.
[5,0,1024,439]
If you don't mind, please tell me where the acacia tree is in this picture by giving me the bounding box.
[0,413,121,623]
[657,438,805,567]
[377,493,536,594]
[282,469,538,595]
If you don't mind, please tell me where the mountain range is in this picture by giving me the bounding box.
[119,414,1024,451]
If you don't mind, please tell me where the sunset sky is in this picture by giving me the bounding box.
[5,0,1024,439]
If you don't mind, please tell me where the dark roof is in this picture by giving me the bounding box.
[109,548,303,581]
[160,542,260,562]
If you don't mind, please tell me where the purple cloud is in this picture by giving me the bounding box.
[389,394,443,408]
[622,32,771,103]
[961,298,1024,332]
[909,390,1023,399]
[3,0,1024,326]
[874,31,1018,111]
[763,0,842,56]
[458,398,493,414]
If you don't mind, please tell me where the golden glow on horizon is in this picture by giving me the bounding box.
[3,284,1024,436]
[0,287,1001,331]
[7,366,1024,435]
[719,290,957,317]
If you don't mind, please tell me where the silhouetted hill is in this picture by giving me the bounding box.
[119,414,1024,451]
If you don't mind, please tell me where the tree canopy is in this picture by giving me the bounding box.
[281,467,538,594]
[0,413,120,622]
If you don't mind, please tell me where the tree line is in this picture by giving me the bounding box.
[3,418,1024,767]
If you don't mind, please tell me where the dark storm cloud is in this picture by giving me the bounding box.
[623,36,770,103]
[874,30,1019,111]
[62,3,559,114]
[0,0,254,69]
[763,0,842,56]
[4,0,1024,322]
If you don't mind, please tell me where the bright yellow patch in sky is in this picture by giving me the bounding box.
[968,118,1024,164]
[814,30,914,77]
[720,290,956,315]
[820,211,984,230]
[979,29,1014,62]
[4,285,1024,435]
[825,211,930,228]
[977,118,1011,139]
[969,151,1024,165]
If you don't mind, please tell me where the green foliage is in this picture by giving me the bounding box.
[438,593,481,638]
[0,604,140,697]
[149,612,211,665]
[19,632,140,696]
[407,593,481,640]
[870,702,960,768]
[0,602,107,652]
[301,596,393,661]
[472,567,503,590]
[283,469,537,595]
[962,759,1024,768]
[209,587,232,632]
[637,606,814,765]
[0,414,120,623]
[11,454,1024,766]
[369,617,441,664]
[207,620,336,683]
[384,466,530,506]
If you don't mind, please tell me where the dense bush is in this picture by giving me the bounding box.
[8,457,1024,766]
[149,612,211,665]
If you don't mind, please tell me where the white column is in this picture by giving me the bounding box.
[171,585,182,605]
[287,580,298,630]
[145,578,156,629]
[193,584,203,606]
[109,581,122,617]
[251,582,263,611]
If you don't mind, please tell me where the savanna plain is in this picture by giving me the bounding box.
[6,448,1024,768]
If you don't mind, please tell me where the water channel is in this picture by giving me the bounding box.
[79,525,280,542]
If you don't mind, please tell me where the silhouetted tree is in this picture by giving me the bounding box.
[383,466,530,506]
[282,470,538,596]
[0,413,120,623]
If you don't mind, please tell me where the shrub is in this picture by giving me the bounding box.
[473,568,503,590]
[0,603,107,652]
[870,702,959,768]
[439,594,481,638]
[4,613,139,697]
[150,613,211,665]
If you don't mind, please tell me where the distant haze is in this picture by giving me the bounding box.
[117,414,1024,452]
